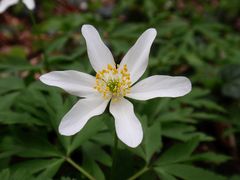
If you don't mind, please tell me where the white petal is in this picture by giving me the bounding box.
[119,28,157,84]
[110,98,143,148]
[0,0,19,13]
[39,70,97,97]
[81,24,115,72]
[59,96,109,136]
[22,0,35,10]
[127,75,192,100]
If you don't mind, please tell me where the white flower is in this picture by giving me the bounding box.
[0,0,35,13]
[40,24,192,148]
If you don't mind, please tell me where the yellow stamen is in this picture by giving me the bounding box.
[94,64,131,100]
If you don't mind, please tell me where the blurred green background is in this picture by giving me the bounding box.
[0,0,240,179]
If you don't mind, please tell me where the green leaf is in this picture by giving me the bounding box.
[230,175,240,180]
[0,111,43,125]
[221,65,240,99]
[0,77,25,95]
[82,145,106,180]
[154,167,178,180]
[135,117,162,163]
[130,116,162,162]
[46,89,66,129]
[38,14,87,33]
[15,136,62,158]
[0,169,10,180]
[159,164,226,180]
[181,88,226,112]
[155,137,199,166]
[38,158,65,178]
[91,131,113,147]
[190,99,226,112]
[0,92,19,110]
[143,121,162,163]
[158,108,195,123]
[16,86,73,152]
[0,168,52,180]
[11,158,64,177]
[189,152,230,164]
[0,132,62,158]
[69,115,107,154]
[162,123,213,141]
[61,177,77,180]
[46,35,69,54]
[82,142,112,167]
[184,53,205,68]
[0,47,40,71]
[192,112,224,121]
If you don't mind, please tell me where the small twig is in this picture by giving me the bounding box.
[110,131,119,180]
[128,166,149,180]
[65,157,96,180]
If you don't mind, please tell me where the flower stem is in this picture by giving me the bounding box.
[66,157,95,180]
[127,166,149,180]
[110,132,118,180]
[29,10,36,27]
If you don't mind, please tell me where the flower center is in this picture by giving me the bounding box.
[94,64,131,101]
[107,79,119,93]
